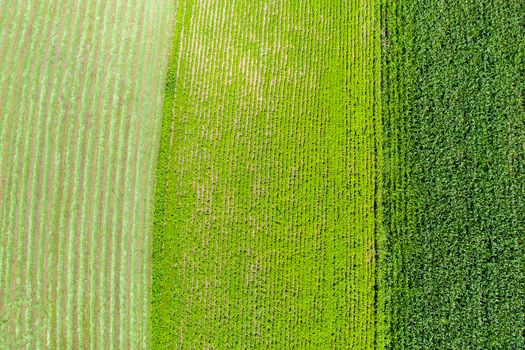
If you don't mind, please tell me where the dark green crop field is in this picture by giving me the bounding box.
[382,0,525,348]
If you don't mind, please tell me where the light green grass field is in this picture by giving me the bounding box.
[0,1,172,348]
[152,0,382,348]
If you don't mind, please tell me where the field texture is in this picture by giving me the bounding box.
[382,0,525,348]
[3,0,524,349]
[0,1,172,348]
[152,0,382,348]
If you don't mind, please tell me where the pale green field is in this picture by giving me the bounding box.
[0,0,172,348]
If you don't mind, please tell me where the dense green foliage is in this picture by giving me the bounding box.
[152,0,381,348]
[382,0,525,348]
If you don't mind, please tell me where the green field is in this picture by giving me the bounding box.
[0,1,172,348]
[152,0,382,348]
[382,0,525,348]
[1,0,524,348]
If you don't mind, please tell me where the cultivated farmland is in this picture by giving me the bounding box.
[382,0,525,348]
[0,1,172,348]
[2,0,524,348]
[152,0,382,348]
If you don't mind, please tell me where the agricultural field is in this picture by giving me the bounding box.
[382,0,525,348]
[0,0,173,348]
[152,0,382,348]
[1,0,524,349]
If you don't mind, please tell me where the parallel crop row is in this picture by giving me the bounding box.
[0,1,172,348]
[152,0,382,348]
[381,0,525,348]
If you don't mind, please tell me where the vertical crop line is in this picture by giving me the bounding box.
[151,0,194,348]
